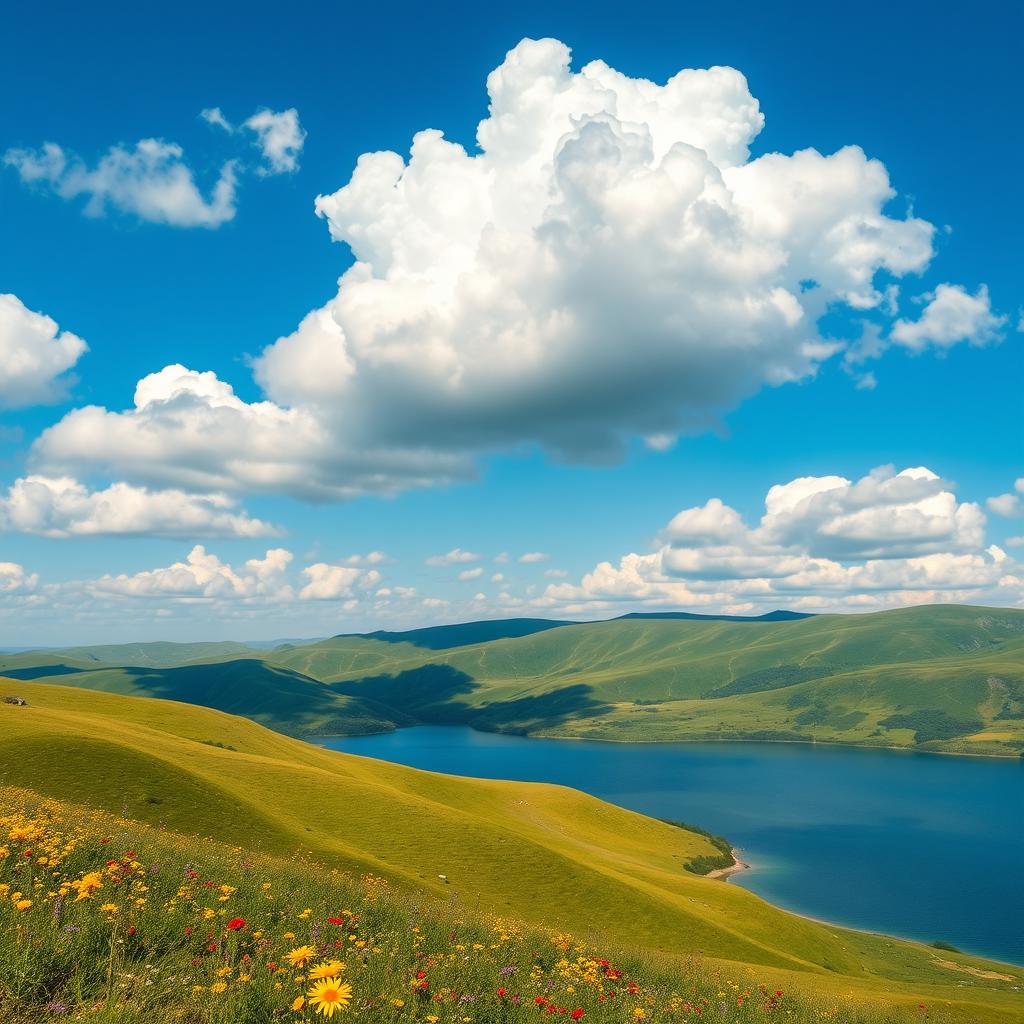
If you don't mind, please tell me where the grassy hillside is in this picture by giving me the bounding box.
[3,605,1023,754]
[1,683,1021,1023]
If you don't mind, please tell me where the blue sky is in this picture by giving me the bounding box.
[0,0,1021,644]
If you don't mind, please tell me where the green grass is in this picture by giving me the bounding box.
[0,682,1021,1023]
[0,786,976,1024]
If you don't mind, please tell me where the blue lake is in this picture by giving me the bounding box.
[319,727,1024,965]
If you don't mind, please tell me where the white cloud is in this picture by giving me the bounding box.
[0,293,88,408]
[299,562,362,600]
[0,476,276,538]
[539,465,1023,615]
[757,466,985,559]
[91,545,294,600]
[342,550,389,565]
[200,107,233,132]
[491,572,506,582]
[890,284,1006,351]
[518,551,550,563]
[0,562,39,594]
[458,566,483,581]
[987,479,1024,518]
[426,548,481,566]
[243,108,306,175]
[33,38,993,502]
[33,364,469,501]
[4,140,238,228]
[544,568,568,578]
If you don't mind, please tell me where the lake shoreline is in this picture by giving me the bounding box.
[706,846,750,881]
[309,723,1021,761]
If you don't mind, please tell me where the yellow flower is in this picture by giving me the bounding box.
[210,981,228,994]
[391,998,405,1007]
[285,945,318,968]
[99,903,119,914]
[292,996,306,1012]
[71,871,104,901]
[426,1017,439,1023]
[308,960,345,980]
[633,1010,647,1021]
[14,898,32,911]
[306,978,352,1016]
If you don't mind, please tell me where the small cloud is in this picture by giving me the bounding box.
[519,551,550,563]
[243,108,306,175]
[4,140,237,228]
[458,566,483,581]
[426,547,481,566]
[544,568,568,578]
[200,107,233,132]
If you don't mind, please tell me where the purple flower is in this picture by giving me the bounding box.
[500,966,516,975]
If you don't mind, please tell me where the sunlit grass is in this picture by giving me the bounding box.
[1,786,924,1024]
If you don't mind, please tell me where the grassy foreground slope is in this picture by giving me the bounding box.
[0,682,1021,1024]
[3,605,1023,754]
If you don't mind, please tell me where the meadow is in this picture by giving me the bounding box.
[1,682,1021,1023]
[0,787,937,1024]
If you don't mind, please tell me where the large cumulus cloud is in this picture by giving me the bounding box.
[31,38,1001,499]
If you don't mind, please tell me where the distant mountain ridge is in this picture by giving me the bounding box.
[1,604,1022,756]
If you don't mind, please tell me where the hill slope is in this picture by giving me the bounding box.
[0,682,1021,1023]
[2,605,1023,754]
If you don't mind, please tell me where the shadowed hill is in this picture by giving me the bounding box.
[3,604,1023,754]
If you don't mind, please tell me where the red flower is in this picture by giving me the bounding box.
[416,971,427,980]
[185,927,193,936]
[327,916,344,925]
[497,988,508,998]
[126,926,136,937]
[572,1010,584,1020]
[226,917,246,931]
[535,996,548,1006]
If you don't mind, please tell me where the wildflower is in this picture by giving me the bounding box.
[292,996,306,1011]
[572,1011,584,1020]
[286,945,318,968]
[309,961,345,980]
[14,898,32,911]
[306,978,353,1016]
[226,917,246,931]
[210,982,228,994]
[99,903,119,914]
[633,1010,647,1020]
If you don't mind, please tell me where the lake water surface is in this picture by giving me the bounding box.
[319,727,1024,965]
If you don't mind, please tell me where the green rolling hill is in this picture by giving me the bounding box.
[1,682,1021,1023]
[2,604,1022,754]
